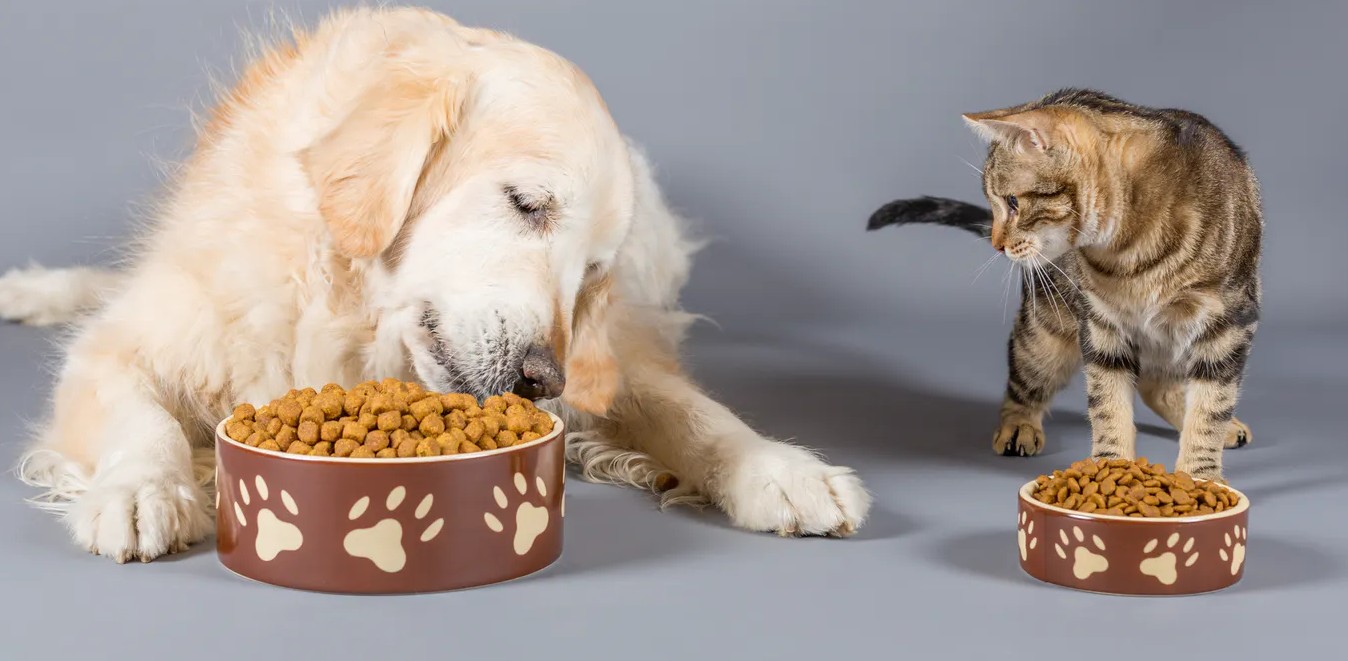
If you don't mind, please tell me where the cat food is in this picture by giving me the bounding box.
[1031,458,1240,517]
[224,379,553,458]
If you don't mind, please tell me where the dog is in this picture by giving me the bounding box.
[0,7,869,562]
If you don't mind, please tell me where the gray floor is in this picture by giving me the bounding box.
[2,316,1345,658]
[3,0,1347,658]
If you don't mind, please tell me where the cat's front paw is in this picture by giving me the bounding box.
[1224,418,1252,449]
[993,416,1045,457]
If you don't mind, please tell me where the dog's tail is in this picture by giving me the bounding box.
[865,196,993,239]
[0,264,122,326]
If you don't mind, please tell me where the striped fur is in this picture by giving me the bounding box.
[879,89,1262,481]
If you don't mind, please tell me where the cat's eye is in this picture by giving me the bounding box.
[1005,195,1019,212]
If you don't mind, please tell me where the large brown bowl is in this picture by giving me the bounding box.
[1017,480,1248,595]
[215,413,565,594]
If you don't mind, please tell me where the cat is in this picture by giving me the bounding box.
[869,89,1262,481]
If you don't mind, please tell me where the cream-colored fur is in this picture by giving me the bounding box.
[1,7,869,563]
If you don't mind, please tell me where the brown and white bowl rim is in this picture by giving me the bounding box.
[1018,479,1249,523]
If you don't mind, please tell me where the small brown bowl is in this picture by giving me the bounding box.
[1017,480,1248,595]
[215,413,565,594]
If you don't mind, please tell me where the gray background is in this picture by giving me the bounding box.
[1,0,1344,658]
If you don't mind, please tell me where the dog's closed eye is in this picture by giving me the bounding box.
[505,185,555,231]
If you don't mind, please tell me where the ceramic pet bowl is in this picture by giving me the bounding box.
[1017,480,1249,595]
[215,413,565,594]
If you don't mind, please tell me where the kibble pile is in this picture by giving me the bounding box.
[1031,458,1240,517]
[224,379,554,458]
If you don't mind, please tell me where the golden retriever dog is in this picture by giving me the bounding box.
[0,7,869,562]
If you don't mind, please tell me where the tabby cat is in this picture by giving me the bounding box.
[869,89,1262,480]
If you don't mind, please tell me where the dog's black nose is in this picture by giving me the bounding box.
[513,345,566,400]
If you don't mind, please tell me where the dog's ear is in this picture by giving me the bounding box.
[302,72,462,258]
[562,271,622,416]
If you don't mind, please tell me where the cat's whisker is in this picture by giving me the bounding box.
[971,252,1000,284]
[956,156,983,176]
[1042,256,1082,295]
[1032,253,1068,327]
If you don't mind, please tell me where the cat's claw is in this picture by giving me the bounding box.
[993,419,1045,457]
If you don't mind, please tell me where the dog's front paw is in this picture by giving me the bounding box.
[718,443,870,537]
[67,476,213,563]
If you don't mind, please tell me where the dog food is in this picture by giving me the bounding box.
[224,379,554,458]
[1031,458,1240,517]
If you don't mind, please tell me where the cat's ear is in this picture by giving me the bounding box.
[962,108,1058,152]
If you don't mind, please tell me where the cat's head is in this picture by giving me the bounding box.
[964,103,1104,263]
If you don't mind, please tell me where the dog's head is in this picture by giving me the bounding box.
[302,18,633,414]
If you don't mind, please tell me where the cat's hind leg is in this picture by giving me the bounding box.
[994,302,1080,456]
[1139,377,1251,449]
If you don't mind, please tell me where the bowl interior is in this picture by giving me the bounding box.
[1018,479,1249,523]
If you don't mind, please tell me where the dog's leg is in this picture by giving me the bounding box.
[19,331,214,563]
[0,265,121,326]
[578,362,871,537]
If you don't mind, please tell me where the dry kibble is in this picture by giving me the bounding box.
[446,409,467,430]
[272,426,294,449]
[232,403,257,422]
[440,393,477,411]
[377,411,402,432]
[297,420,320,444]
[226,421,252,442]
[315,393,344,420]
[420,414,445,437]
[321,421,343,443]
[365,430,391,452]
[1032,458,1240,518]
[409,396,444,420]
[342,422,368,443]
[469,418,490,441]
[531,413,553,436]
[506,413,532,434]
[231,381,550,460]
[343,393,366,417]
[277,400,302,426]
[334,439,360,457]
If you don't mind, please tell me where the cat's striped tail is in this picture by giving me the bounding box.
[865,196,992,239]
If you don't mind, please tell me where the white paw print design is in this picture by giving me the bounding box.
[1139,533,1199,585]
[1219,524,1247,575]
[484,472,550,556]
[1017,511,1038,561]
[343,487,445,573]
[1054,525,1109,579]
[235,475,302,561]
